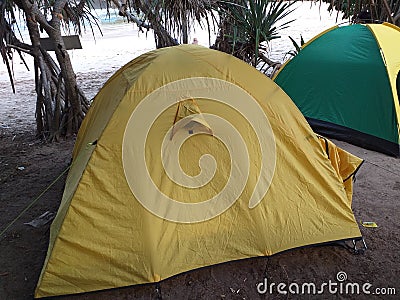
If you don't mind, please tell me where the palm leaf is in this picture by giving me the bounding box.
[224,0,296,66]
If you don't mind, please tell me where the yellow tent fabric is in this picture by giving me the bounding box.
[367,23,400,138]
[317,136,363,203]
[35,45,363,297]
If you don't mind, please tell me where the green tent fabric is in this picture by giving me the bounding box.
[274,23,400,157]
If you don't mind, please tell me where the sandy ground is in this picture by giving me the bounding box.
[0,71,399,299]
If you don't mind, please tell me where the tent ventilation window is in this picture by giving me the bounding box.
[170,99,213,140]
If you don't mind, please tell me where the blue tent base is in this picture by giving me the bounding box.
[307,118,400,158]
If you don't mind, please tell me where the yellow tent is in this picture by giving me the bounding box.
[35,45,363,297]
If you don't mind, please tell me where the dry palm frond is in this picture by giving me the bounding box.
[0,0,31,92]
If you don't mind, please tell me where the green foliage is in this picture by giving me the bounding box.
[224,0,296,66]
[138,0,217,45]
[286,34,304,57]
[318,0,400,26]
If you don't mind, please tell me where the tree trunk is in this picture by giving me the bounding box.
[49,0,88,137]
[48,18,82,136]
[25,13,56,138]
[182,12,188,44]
[136,0,178,48]
[16,0,89,140]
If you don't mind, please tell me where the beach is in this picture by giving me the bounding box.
[1,3,399,299]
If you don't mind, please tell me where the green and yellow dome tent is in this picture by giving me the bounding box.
[35,45,363,298]
[274,23,400,157]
